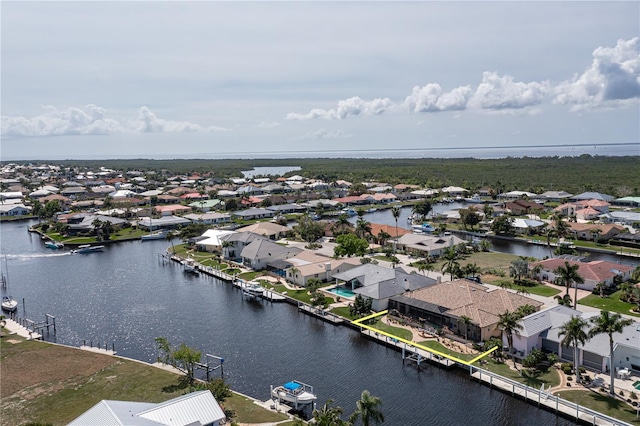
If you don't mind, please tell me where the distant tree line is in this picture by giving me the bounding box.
[18,154,640,196]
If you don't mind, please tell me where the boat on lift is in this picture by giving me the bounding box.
[271,380,317,410]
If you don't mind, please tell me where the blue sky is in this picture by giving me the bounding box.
[1,1,639,160]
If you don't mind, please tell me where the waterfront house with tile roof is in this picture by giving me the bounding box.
[388,279,543,341]
[530,258,634,291]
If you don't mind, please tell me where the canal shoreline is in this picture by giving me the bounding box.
[167,253,634,426]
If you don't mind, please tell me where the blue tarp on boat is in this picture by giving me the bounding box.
[284,381,301,391]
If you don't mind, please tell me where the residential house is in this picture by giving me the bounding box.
[188,199,224,212]
[240,239,302,270]
[567,223,625,242]
[68,390,226,426]
[539,191,573,202]
[235,221,289,240]
[0,204,29,217]
[138,215,191,231]
[530,258,634,291]
[388,279,543,342]
[220,232,266,262]
[195,229,237,252]
[267,204,307,215]
[511,218,545,235]
[232,208,275,221]
[184,212,231,225]
[572,192,615,202]
[599,211,640,226]
[397,233,465,258]
[155,205,192,216]
[613,196,640,207]
[333,264,438,311]
[282,251,361,286]
[511,306,640,373]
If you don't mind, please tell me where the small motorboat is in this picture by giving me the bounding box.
[182,258,199,274]
[45,241,64,250]
[72,245,105,254]
[141,230,168,241]
[1,295,18,312]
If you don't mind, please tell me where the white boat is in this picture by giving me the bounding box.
[72,245,105,254]
[271,381,317,409]
[341,208,357,217]
[141,230,168,241]
[365,208,377,213]
[182,258,199,274]
[45,241,64,249]
[464,194,484,204]
[412,223,434,233]
[1,295,18,312]
[243,282,265,299]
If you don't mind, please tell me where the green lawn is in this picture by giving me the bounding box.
[556,390,640,424]
[415,340,477,362]
[512,283,562,297]
[330,306,357,320]
[367,319,414,341]
[224,393,289,424]
[579,291,640,318]
[477,359,562,388]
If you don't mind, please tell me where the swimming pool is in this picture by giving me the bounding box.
[327,287,356,298]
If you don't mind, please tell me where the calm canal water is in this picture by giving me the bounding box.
[1,219,575,425]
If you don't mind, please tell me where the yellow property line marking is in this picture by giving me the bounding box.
[352,310,497,366]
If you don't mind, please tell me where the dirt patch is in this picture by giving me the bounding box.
[1,344,117,399]
[5,339,21,345]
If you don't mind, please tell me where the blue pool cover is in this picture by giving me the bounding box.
[284,381,301,391]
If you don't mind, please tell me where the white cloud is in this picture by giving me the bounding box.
[1,104,123,137]
[467,72,549,111]
[294,129,352,140]
[404,83,472,112]
[553,37,640,110]
[286,38,639,120]
[256,121,281,128]
[1,105,230,137]
[286,96,394,120]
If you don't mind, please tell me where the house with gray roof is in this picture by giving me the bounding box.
[240,239,302,270]
[396,233,465,258]
[332,264,438,311]
[68,390,225,426]
[512,306,640,373]
[184,212,231,225]
[572,192,615,202]
[232,208,275,220]
[221,232,266,262]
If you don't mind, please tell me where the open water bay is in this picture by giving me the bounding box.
[1,220,574,425]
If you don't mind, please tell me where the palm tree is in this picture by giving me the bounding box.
[554,261,585,309]
[588,311,633,395]
[411,201,432,222]
[375,230,391,247]
[558,316,589,384]
[417,262,434,277]
[459,315,472,340]
[545,228,556,258]
[313,399,349,426]
[355,217,372,241]
[497,311,523,365]
[440,247,460,280]
[391,205,401,254]
[349,390,384,426]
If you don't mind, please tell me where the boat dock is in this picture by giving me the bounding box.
[468,366,630,426]
[1,318,43,340]
[233,279,287,302]
[360,328,456,369]
[297,303,344,324]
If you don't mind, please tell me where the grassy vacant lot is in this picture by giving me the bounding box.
[556,390,640,424]
[0,333,287,426]
[431,251,520,274]
[579,290,640,318]
[478,359,562,389]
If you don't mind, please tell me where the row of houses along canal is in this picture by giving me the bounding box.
[3,218,627,425]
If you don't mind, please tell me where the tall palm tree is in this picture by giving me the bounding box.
[554,261,585,309]
[558,316,589,384]
[440,247,460,280]
[391,205,401,254]
[349,390,384,426]
[497,311,523,365]
[411,201,432,222]
[545,228,556,258]
[588,311,633,395]
[418,262,434,277]
[355,217,372,241]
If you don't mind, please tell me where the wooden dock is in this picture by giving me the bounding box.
[297,304,344,324]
